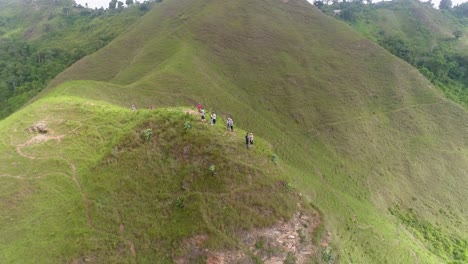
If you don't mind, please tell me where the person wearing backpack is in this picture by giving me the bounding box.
[201,109,206,122]
[212,112,217,125]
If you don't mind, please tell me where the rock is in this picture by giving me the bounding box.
[288,235,295,239]
[29,122,48,133]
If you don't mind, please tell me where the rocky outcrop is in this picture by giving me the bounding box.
[28,122,48,134]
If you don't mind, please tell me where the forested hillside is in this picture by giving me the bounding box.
[0,0,151,119]
[316,0,468,107]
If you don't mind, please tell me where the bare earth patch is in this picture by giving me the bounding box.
[175,208,323,264]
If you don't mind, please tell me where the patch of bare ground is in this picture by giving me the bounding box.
[175,208,323,264]
[184,109,200,115]
[70,256,97,264]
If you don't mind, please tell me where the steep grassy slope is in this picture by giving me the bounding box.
[0,97,303,262]
[5,0,468,262]
[321,0,468,106]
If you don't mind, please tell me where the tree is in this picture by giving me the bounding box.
[125,0,133,6]
[453,30,463,39]
[109,0,117,9]
[117,1,124,8]
[314,1,324,9]
[62,7,70,16]
[453,2,468,17]
[139,2,149,11]
[439,0,452,10]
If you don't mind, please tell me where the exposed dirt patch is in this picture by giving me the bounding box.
[321,231,332,247]
[175,208,322,264]
[184,109,200,116]
[23,133,64,146]
[70,256,97,264]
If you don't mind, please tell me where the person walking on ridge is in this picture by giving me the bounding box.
[201,109,206,122]
[131,104,136,111]
[228,118,234,132]
[197,103,202,113]
[245,133,249,149]
[249,132,254,145]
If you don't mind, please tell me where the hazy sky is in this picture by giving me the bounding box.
[76,0,467,9]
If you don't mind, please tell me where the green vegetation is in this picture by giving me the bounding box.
[390,206,467,263]
[317,0,468,107]
[0,0,155,119]
[0,98,298,262]
[321,247,334,264]
[0,0,467,262]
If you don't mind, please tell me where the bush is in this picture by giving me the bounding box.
[272,153,279,164]
[209,164,216,176]
[174,197,184,208]
[322,246,334,263]
[143,128,153,141]
[184,121,192,131]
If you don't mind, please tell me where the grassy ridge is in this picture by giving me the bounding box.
[1,0,467,262]
[42,0,468,262]
[0,96,299,262]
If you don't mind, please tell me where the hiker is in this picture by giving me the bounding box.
[212,112,217,125]
[245,133,249,149]
[197,103,202,113]
[228,118,234,132]
[148,105,154,110]
[249,132,254,145]
[201,109,206,122]
[210,113,214,125]
[226,118,232,130]
[131,104,136,111]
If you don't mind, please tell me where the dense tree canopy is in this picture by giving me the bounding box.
[0,0,158,119]
[439,0,453,10]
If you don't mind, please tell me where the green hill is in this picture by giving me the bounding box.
[0,0,147,118]
[1,0,467,263]
[318,0,468,107]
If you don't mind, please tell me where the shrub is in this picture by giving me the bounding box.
[174,197,184,208]
[209,164,216,176]
[184,121,192,131]
[322,247,334,263]
[143,128,153,141]
[272,153,279,164]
